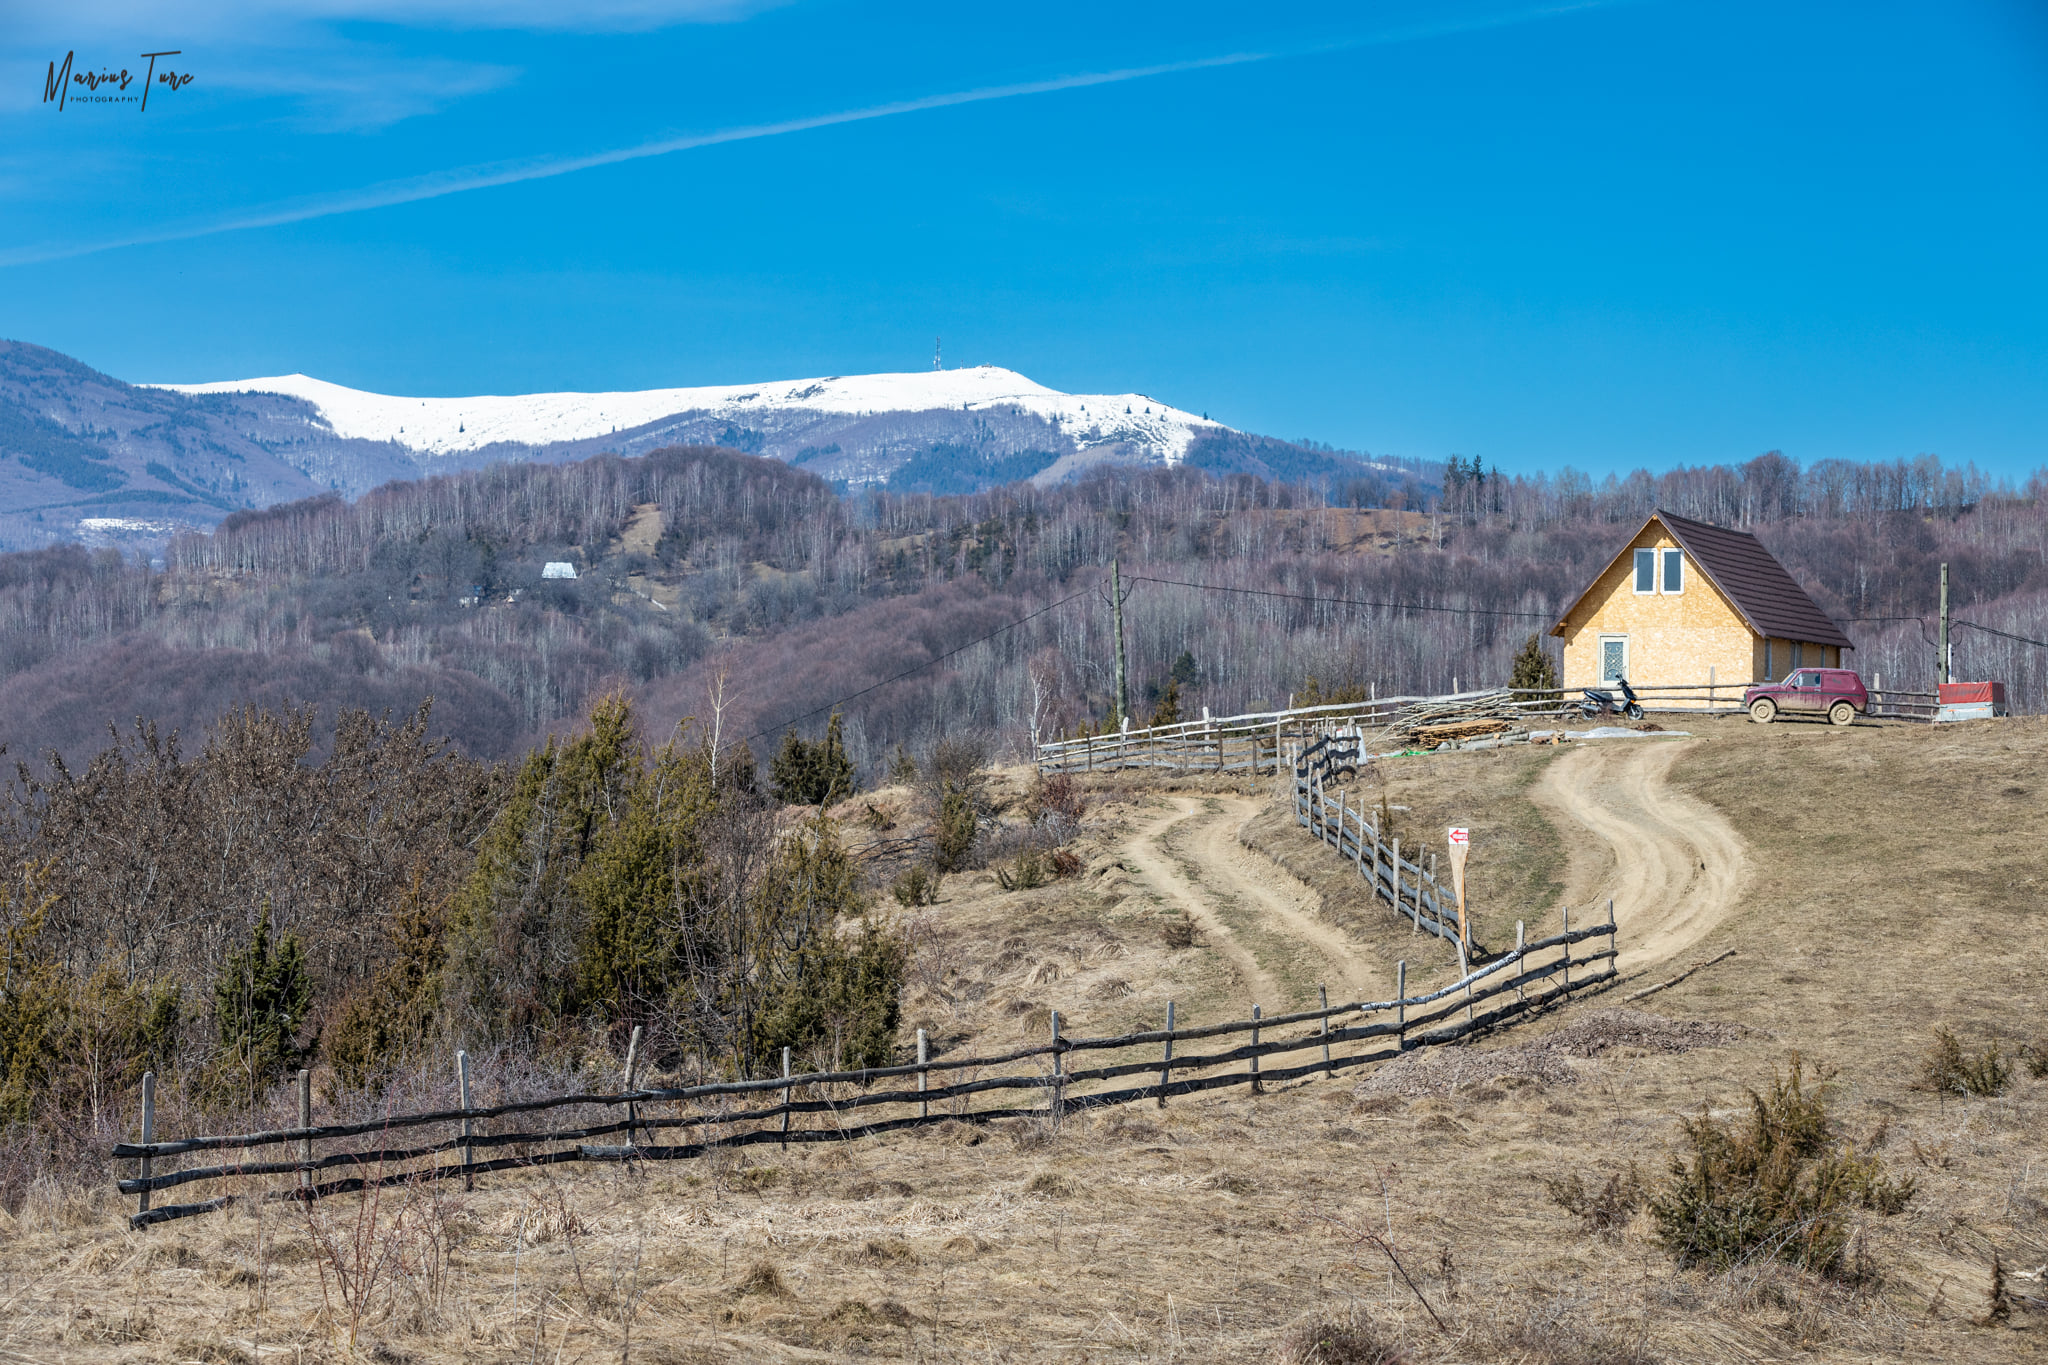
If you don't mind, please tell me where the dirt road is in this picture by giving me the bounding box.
[1531,739,1750,972]
[1110,739,1745,1007]
[1117,794,1380,1009]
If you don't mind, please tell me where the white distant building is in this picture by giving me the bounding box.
[542,562,578,580]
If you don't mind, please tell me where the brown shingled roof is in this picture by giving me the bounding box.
[1552,510,1853,651]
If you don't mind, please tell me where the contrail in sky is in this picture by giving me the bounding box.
[0,3,1615,268]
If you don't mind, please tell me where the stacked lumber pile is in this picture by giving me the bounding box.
[1381,689,1525,746]
[1413,716,1513,745]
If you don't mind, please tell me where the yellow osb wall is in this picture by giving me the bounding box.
[1554,521,1838,693]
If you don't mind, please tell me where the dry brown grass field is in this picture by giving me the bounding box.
[5,714,2046,1363]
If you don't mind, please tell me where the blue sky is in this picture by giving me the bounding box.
[2,0,2044,477]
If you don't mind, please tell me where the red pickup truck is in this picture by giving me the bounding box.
[1743,668,1868,726]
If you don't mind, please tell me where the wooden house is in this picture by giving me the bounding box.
[1549,510,1852,693]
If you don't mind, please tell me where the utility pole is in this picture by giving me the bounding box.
[1938,561,1950,685]
[1111,555,1130,725]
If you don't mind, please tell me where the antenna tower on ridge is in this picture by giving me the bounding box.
[933,336,942,371]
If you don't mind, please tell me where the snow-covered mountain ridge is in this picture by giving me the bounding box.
[155,366,1227,474]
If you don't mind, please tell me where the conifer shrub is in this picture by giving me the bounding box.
[1921,1027,2012,1097]
[207,906,315,1107]
[1149,678,1182,727]
[891,864,942,908]
[1648,1055,1914,1276]
[326,872,446,1094]
[995,849,1046,891]
[933,784,980,873]
[769,712,856,808]
[752,916,905,1072]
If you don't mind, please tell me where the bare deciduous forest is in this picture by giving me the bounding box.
[0,445,2039,778]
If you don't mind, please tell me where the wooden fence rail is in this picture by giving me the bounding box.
[113,922,1616,1229]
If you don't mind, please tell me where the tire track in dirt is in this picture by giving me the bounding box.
[1531,739,1750,973]
[1116,794,1377,1009]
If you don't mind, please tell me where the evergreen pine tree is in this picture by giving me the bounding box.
[1509,634,1561,697]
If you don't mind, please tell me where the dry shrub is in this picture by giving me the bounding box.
[1160,915,1197,949]
[845,1178,913,1200]
[1544,1167,1646,1235]
[1025,1171,1074,1197]
[1470,1298,1655,1365]
[1267,1308,1408,1365]
[1023,771,1087,833]
[732,1259,790,1298]
[1649,1054,1914,1276]
[2021,1039,2048,1080]
[1921,1027,2012,1097]
[728,1166,780,1192]
[857,1238,917,1265]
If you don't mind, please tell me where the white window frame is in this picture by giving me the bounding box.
[1633,549,1656,595]
[1661,548,1683,594]
[1598,635,1629,684]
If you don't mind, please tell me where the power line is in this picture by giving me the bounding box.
[743,585,1095,743]
[1955,619,2048,650]
[1127,573,1554,620]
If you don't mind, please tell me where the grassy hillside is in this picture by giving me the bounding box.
[8,714,2044,1362]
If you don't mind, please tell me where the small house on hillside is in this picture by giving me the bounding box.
[1549,510,1851,694]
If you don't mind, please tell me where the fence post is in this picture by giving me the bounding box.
[1157,1000,1175,1108]
[1249,1004,1264,1095]
[1393,837,1410,931]
[1050,1010,1065,1121]
[297,1069,312,1193]
[1395,963,1407,1050]
[1458,939,1474,1025]
[1319,985,1332,1077]
[456,1049,474,1192]
[137,1070,155,1220]
[916,1030,929,1119]
[780,1046,793,1146]
[623,1024,643,1153]
[1607,897,1618,970]
[1561,908,1573,999]
[1516,921,1527,1006]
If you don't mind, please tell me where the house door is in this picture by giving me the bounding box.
[1598,636,1628,684]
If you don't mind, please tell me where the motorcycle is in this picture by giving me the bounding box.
[1578,676,1645,722]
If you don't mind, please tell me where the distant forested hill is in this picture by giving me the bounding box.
[0,441,2039,772]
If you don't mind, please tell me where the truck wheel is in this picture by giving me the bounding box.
[1749,698,1777,724]
[1829,701,1855,727]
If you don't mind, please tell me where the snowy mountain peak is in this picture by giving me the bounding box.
[154,366,1228,477]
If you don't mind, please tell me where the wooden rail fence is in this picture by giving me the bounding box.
[114,921,1616,1229]
[1290,733,1467,944]
[1035,676,1937,775]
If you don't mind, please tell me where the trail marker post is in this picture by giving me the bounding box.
[1447,827,1471,948]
